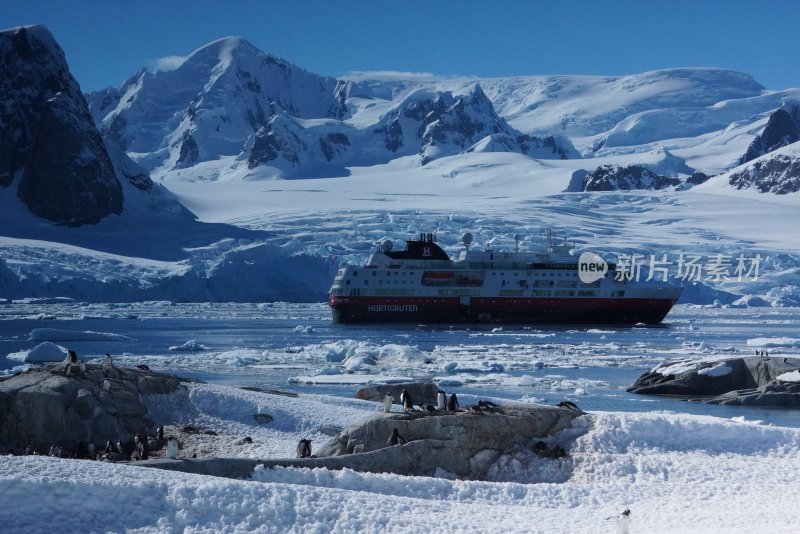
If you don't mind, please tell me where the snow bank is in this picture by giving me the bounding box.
[2,409,800,533]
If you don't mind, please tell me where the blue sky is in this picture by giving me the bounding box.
[3,0,799,92]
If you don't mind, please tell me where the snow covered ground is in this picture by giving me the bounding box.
[2,302,800,532]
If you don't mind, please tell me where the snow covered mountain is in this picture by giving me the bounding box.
[2,26,799,306]
[86,36,346,175]
[86,38,577,179]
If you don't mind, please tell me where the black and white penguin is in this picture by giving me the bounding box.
[148,425,165,450]
[387,428,407,446]
[24,445,34,456]
[557,400,581,412]
[478,400,499,410]
[616,509,631,534]
[383,393,394,413]
[418,402,436,412]
[437,391,447,411]
[165,435,179,459]
[87,441,96,460]
[400,389,414,411]
[103,379,112,392]
[67,350,77,364]
[135,433,150,460]
[447,392,459,411]
[296,439,312,458]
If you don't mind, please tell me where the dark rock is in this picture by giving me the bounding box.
[728,148,800,194]
[0,363,190,452]
[0,25,123,225]
[628,356,800,407]
[253,413,273,424]
[740,104,800,164]
[581,164,682,191]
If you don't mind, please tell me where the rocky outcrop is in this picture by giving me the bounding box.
[354,381,440,405]
[728,144,800,194]
[581,164,682,191]
[141,404,583,480]
[628,356,800,407]
[0,25,123,226]
[740,103,800,164]
[0,363,189,452]
[315,404,581,478]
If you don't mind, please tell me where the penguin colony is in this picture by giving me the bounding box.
[9,350,198,462]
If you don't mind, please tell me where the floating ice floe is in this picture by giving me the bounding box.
[746,337,800,348]
[169,339,210,352]
[28,328,131,342]
[288,373,414,385]
[6,341,67,363]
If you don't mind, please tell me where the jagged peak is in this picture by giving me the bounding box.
[0,24,65,62]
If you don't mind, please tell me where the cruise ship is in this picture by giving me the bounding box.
[328,232,683,325]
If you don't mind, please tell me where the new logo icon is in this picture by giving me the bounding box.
[578,252,608,283]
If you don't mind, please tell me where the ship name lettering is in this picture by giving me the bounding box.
[367,304,419,313]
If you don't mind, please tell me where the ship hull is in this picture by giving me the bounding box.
[329,296,678,325]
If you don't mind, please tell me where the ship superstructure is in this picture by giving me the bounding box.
[329,232,682,324]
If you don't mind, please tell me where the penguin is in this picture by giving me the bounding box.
[165,436,179,459]
[437,391,447,411]
[104,440,113,454]
[135,433,149,460]
[387,428,407,446]
[478,400,499,410]
[104,353,114,367]
[400,389,414,411]
[383,393,394,413]
[557,400,581,412]
[616,509,631,534]
[148,425,165,450]
[418,402,436,412]
[87,441,96,460]
[78,360,86,375]
[296,439,312,458]
[67,350,77,364]
[103,379,112,392]
[447,393,459,412]
[24,445,34,456]
[116,440,127,456]
[136,364,150,371]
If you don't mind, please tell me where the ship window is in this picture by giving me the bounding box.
[353,271,358,276]
[345,280,350,285]
[372,271,376,276]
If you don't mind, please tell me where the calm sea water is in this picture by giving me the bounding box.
[2,302,799,427]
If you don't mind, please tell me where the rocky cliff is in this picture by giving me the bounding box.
[0,25,123,225]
